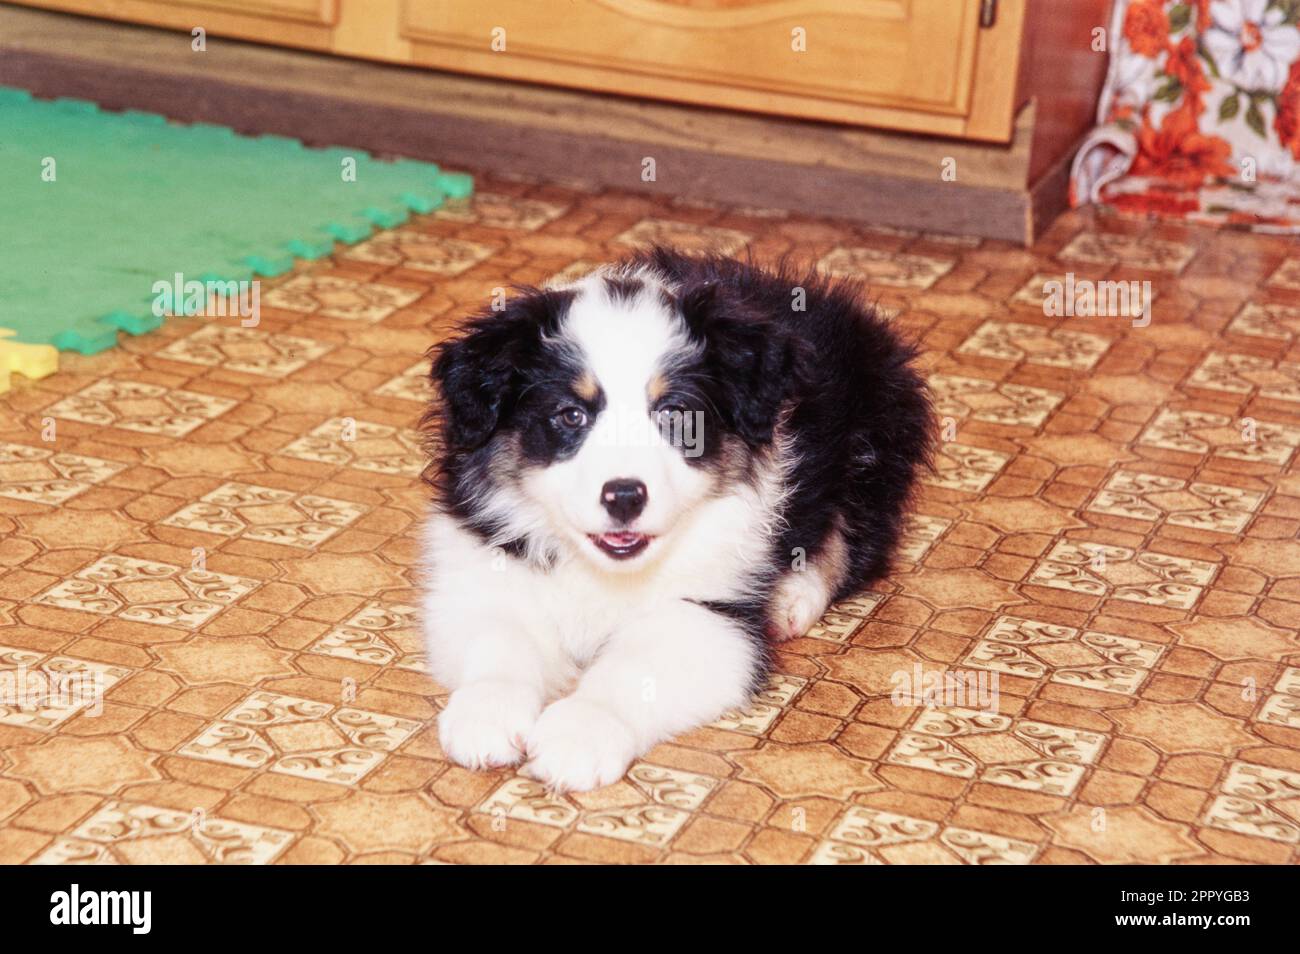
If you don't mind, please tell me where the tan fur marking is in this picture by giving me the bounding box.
[574,372,598,402]
[814,518,851,598]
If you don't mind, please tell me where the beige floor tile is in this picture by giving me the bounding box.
[161,482,367,548]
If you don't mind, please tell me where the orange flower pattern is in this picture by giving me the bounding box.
[1279,58,1300,159]
[1124,0,1171,57]
[1131,103,1237,188]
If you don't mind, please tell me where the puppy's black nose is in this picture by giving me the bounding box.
[600,478,647,523]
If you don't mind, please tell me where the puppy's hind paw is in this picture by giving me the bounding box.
[767,570,831,641]
[438,681,542,771]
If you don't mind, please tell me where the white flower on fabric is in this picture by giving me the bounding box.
[1111,51,1159,112]
[1204,0,1300,91]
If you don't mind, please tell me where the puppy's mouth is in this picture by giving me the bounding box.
[588,531,652,560]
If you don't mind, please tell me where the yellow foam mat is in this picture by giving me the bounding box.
[0,328,59,394]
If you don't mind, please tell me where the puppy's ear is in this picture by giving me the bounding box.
[431,322,516,452]
[679,281,798,447]
[431,289,573,452]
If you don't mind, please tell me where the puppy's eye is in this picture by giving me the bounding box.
[555,407,588,429]
[654,404,687,426]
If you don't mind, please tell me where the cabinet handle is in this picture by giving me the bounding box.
[980,0,998,28]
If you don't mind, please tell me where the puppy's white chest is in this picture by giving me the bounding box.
[531,563,651,663]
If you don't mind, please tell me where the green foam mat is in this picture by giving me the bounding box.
[0,86,473,354]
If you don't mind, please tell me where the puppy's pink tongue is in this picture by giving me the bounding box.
[602,532,643,545]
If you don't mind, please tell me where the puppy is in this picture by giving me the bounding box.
[421,247,932,791]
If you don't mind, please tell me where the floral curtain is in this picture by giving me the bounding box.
[1071,0,1300,231]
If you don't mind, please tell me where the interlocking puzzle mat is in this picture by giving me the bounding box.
[0,329,57,395]
[0,86,472,365]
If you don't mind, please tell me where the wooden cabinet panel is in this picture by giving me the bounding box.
[401,0,985,124]
[15,0,339,48]
[28,0,337,24]
[183,0,336,24]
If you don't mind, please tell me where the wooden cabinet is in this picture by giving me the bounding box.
[401,0,1016,138]
[15,0,1028,141]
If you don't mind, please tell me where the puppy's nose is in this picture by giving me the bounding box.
[600,478,647,523]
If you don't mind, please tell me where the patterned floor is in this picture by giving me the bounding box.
[1,174,1299,865]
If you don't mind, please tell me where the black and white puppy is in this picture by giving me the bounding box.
[421,247,932,791]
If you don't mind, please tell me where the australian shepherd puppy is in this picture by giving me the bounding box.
[421,247,931,792]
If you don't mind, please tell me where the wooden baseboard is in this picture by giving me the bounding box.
[0,4,1065,244]
[1028,129,1083,241]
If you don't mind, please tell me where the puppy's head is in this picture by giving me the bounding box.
[430,265,794,573]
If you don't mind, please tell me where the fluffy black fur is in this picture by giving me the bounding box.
[628,247,934,600]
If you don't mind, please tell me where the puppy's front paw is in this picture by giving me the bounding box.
[438,681,542,770]
[522,698,637,793]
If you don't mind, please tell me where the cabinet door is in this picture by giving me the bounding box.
[401,0,990,132]
[13,0,339,48]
